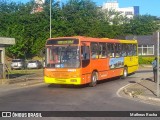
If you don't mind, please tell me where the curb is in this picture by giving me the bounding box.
[121,81,160,104]
[139,65,152,68]
[16,80,44,86]
[0,77,44,86]
[148,97,160,102]
[135,94,160,102]
[6,77,44,84]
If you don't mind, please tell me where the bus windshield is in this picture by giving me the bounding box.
[46,46,80,68]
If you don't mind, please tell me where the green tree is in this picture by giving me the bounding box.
[125,15,159,35]
[62,0,99,36]
[1,0,160,59]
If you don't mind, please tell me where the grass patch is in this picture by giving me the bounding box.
[6,69,43,79]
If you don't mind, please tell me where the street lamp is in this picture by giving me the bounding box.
[50,0,52,38]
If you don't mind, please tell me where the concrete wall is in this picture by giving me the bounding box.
[0,37,15,45]
[0,47,5,64]
[0,37,15,79]
[0,47,5,79]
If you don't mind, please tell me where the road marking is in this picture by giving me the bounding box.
[116,83,133,97]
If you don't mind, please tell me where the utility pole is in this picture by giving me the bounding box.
[157,31,160,97]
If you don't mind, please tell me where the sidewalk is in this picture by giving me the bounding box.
[0,72,44,94]
[120,66,160,106]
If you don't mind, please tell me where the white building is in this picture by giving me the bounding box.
[102,0,119,10]
[102,0,139,18]
[35,0,45,5]
[31,0,45,14]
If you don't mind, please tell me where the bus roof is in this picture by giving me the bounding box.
[47,36,137,44]
[119,39,137,44]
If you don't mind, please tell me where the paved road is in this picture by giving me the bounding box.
[0,68,160,120]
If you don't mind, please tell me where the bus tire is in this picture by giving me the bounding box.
[121,67,128,79]
[89,72,98,87]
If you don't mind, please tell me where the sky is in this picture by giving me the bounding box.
[11,0,160,17]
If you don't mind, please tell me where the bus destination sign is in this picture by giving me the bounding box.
[47,39,79,45]
[57,40,74,44]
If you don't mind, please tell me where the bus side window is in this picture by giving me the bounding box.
[115,44,122,57]
[119,44,122,57]
[133,44,137,56]
[107,43,115,58]
[128,44,133,56]
[91,42,99,59]
[121,44,127,57]
[81,46,90,60]
[99,43,107,58]
[107,43,112,57]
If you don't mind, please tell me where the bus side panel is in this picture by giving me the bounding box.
[124,56,139,74]
[108,57,124,78]
[106,68,123,78]
[85,58,123,81]
[81,74,91,84]
[81,59,110,84]
[89,59,109,80]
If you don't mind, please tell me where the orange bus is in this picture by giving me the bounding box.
[44,36,138,86]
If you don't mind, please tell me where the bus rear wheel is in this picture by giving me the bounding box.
[89,72,98,87]
[121,67,128,79]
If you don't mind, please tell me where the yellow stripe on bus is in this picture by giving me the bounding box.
[44,76,82,85]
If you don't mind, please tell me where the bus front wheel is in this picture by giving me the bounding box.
[121,67,128,79]
[89,72,98,87]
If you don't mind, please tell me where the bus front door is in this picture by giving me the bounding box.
[81,42,91,84]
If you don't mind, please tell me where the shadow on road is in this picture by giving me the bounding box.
[48,84,88,89]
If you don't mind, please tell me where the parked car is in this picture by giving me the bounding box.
[11,59,25,70]
[27,60,42,69]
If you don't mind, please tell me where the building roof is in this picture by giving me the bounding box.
[126,35,154,45]
[0,37,15,46]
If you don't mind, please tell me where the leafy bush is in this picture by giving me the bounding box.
[138,56,155,64]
